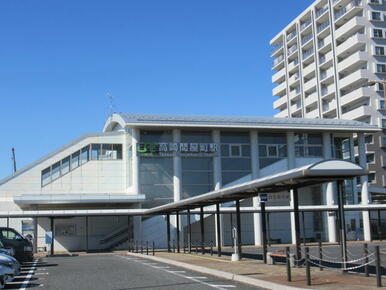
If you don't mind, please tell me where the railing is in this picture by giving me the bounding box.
[301,33,313,45]
[300,18,312,31]
[318,39,325,49]
[320,70,327,80]
[321,87,329,96]
[272,56,284,67]
[302,48,314,59]
[315,5,329,18]
[317,20,330,33]
[287,30,297,42]
[272,43,283,54]
[334,0,362,20]
[288,44,298,55]
[319,55,326,64]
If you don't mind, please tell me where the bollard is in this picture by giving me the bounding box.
[173,240,175,253]
[152,241,155,256]
[319,242,323,271]
[210,242,213,256]
[375,246,382,287]
[305,247,311,286]
[364,243,369,277]
[196,244,198,254]
[141,241,143,254]
[183,242,186,253]
[286,247,291,282]
[146,241,149,255]
[136,241,138,253]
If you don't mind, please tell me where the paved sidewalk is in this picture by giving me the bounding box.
[127,251,386,289]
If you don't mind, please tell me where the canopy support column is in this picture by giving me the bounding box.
[85,216,89,252]
[292,188,301,263]
[200,206,205,254]
[166,214,171,252]
[176,211,180,253]
[50,217,55,256]
[261,200,268,263]
[216,203,222,257]
[187,209,192,253]
[337,180,348,266]
[235,199,242,257]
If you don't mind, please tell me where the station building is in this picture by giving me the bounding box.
[0,113,379,252]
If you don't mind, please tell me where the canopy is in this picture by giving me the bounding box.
[145,160,366,215]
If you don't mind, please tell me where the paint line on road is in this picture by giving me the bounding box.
[120,255,233,290]
[167,270,186,273]
[19,259,38,290]
[185,276,207,279]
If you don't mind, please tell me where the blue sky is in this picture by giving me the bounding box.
[0,0,311,178]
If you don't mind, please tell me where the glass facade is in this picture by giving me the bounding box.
[139,130,173,208]
[220,132,251,186]
[181,131,214,199]
[258,133,287,169]
[294,133,323,157]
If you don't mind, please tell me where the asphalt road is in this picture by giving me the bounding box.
[4,254,263,290]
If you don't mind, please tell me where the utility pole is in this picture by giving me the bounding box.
[11,148,17,173]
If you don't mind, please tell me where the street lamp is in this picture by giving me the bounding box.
[367,80,386,108]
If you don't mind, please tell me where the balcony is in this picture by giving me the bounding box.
[341,105,372,120]
[322,101,337,114]
[339,69,371,90]
[287,30,297,42]
[271,43,284,57]
[320,67,335,84]
[317,20,330,35]
[304,91,319,106]
[340,87,372,107]
[272,82,287,97]
[338,51,368,73]
[335,16,366,41]
[300,18,312,31]
[289,72,300,85]
[275,109,289,118]
[303,63,316,78]
[301,33,313,46]
[273,96,288,110]
[287,44,298,56]
[302,48,314,60]
[321,84,336,99]
[318,35,332,53]
[288,59,300,73]
[336,33,366,57]
[272,69,286,83]
[272,55,285,70]
[291,102,302,113]
[303,79,317,92]
[334,0,363,27]
[319,50,333,69]
[315,5,329,19]
[306,108,320,118]
[289,87,301,100]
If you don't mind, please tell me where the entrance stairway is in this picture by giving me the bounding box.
[99,225,129,251]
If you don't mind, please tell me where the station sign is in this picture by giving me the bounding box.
[137,142,219,157]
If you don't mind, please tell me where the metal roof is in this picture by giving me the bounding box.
[105,113,379,132]
[144,160,367,215]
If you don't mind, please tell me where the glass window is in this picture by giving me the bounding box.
[372,11,382,21]
[383,137,386,147]
[375,46,385,56]
[374,29,383,38]
[382,119,386,128]
[81,145,90,164]
[365,135,373,144]
[41,167,51,186]
[141,130,173,143]
[182,157,213,199]
[295,133,323,157]
[91,144,100,160]
[181,131,212,143]
[61,156,70,175]
[377,64,386,73]
[380,100,385,109]
[100,144,113,160]
[51,161,61,180]
[258,133,287,169]
[71,151,80,169]
[333,137,352,160]
[1,230,16,240]
[230,145,241,157]
[112,144,123,159]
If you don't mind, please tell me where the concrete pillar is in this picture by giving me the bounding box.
[323,132,337,242]
[250,131,262,246]
[173,129,182,241]
[212,130,224,247]
[131,128,140,195]
[358,133,371,241]
[33,217,38,254]
[287,132,297,244]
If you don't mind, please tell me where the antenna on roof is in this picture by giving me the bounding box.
[106,93,116,117]
[11,148,17,173]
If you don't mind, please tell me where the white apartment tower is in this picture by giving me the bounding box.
[271,0,386,196]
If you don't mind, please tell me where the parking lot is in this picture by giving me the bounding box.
[3,254,261,289]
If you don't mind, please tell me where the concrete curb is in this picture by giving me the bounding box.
[127,252,310,290]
